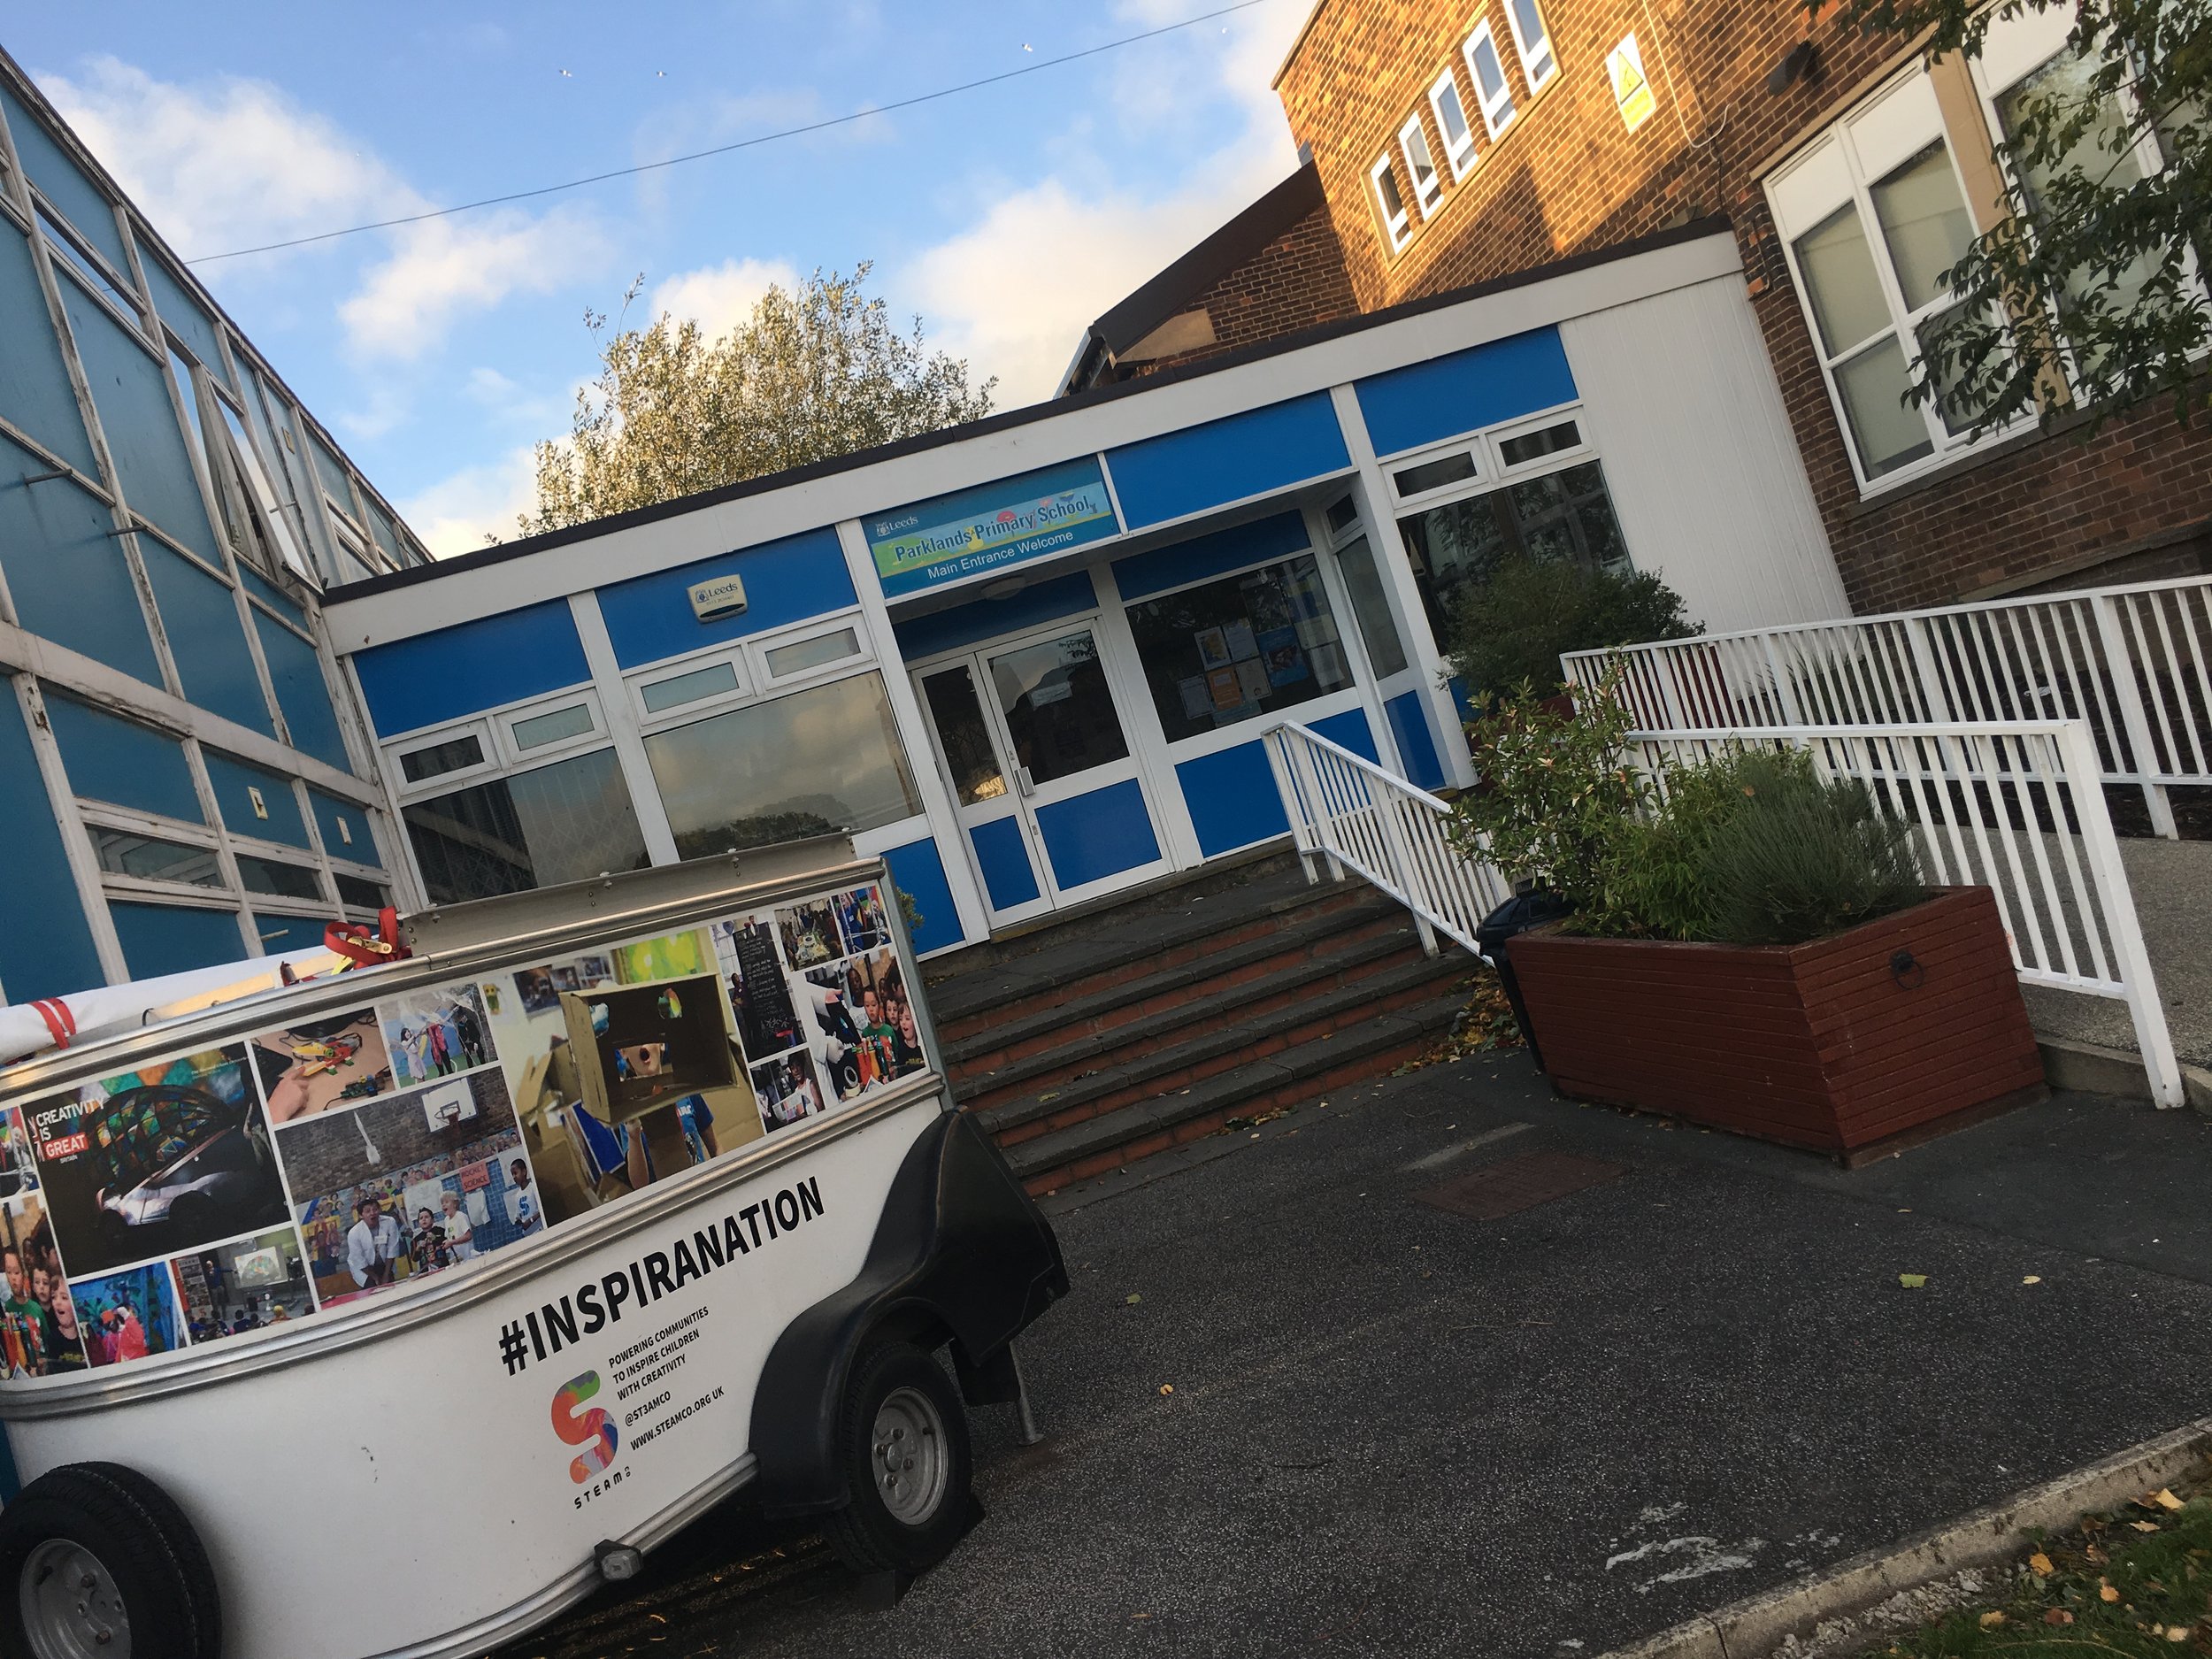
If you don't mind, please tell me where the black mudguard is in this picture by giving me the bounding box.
[749,1107,1067,1515]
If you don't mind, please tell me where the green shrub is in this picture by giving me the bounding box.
[1697,752,1923,946]
[1445,556,1701,700]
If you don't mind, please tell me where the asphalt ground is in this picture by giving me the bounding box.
[494,1056,2212,1659]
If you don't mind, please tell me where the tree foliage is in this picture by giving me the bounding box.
[1443,555,1701,698]
[521,264,995,536]
[1832,0,2210,434]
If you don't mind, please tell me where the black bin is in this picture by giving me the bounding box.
[1474,893,1572,1072]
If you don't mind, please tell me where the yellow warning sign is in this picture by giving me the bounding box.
[1607,33,1657,132]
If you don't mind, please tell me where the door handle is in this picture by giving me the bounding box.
[1015,766,1035,797]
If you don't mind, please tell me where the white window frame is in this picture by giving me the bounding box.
[622,609,873,732]
[493,687,607,769]
[752,612,871,688]
[1399,113,1444,215]
[1429,69,1479,180]
[628,648,754,727]
[1369,152,1413,252]
[388,718,500,801]
[1382,436,1488,511]
[1766,70,2027,495]
[1464,21,1518,140]
[1503,0,1559,95]
[1486,409,1593,476]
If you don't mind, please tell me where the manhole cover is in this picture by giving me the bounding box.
[1413,1150,1625,1219]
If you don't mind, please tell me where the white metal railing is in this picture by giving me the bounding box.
[1563,574,2212,838]
[1261,719,1512,957]
[1630,719,2181,1107]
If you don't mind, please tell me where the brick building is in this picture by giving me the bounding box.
[1079,0,2211,614]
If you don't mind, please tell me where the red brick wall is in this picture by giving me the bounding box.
[1268,0,2212,612]
[1126,196,1362,377]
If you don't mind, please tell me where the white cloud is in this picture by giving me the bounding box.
[650,257,801,339]
[339,205,606,361]
[397,445,541,555]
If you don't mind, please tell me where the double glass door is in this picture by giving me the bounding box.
[917,622,1167,926]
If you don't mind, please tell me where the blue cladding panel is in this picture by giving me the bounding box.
[310,790,379,866]
[0,86,132,275]
[1311,707,1379,764]
[0,695,104,1001]
[239,565,308,627]
[1386,692,1446,790]
[252,613,349,771]
[969,816,1040,911]
[1354,326,1578,458]
[0,429,160,685]
[881,838,964,954]
[1110,512,1312,602]
[0,227,96,473]
[141,257,226,381]
[893,572,1098,662]
[59,282,219,561]
[140,541,273,735]
[1177,741,1291,858]
[111,902,246,979]
[44,695,202,821]
[1035,780,1161,891]
[597,527,856,670]
[250,912,324,956]
[202,749,311,849]
[306,432,353,508]
[1448,675,1476,723]
[350,601,591,737]
[1105,393,1349,530]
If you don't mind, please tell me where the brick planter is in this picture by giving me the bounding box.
[1503,887,2046,1156]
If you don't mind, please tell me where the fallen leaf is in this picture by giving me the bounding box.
[2087,1546,2111,1563]
[2151,1488,2186,1511]
[2103,1583,2122,1602]
[2166,1628,2190,1644]
[2024,1274,2042,1285]
[2031,1552,2055,1575]
[2045,1609,2075,1626]
[2133,1521,2163,1533]
[1979,1611,2006,1629]
[1900,1273,1928,1288]
[1125,1294,1142,1305]
[1158,1383,1174,1395]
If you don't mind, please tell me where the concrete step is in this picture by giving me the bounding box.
[961,935,1458,1121]
[1001,987,1471,1194]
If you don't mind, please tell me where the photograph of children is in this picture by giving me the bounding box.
[279,1068,533,1307]
[833,886,893,956]
[712,917,805,1059]
[749,1050,824,1133]
[168,1227,316,1348]
[247,1006,393,1125]
[776,899,841,969]
[380,982,494,1087]
[799,948,930,1104]
[611,929,710,985]
[0,1105,37,1202]
[25,1044,291,1279]
[0,1194,86,1377]
[72,1263,181,1369]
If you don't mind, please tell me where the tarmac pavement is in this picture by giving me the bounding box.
[495,1056,2212,1659]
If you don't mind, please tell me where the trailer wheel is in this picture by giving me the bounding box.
[822,1340,973,1577]
[0,1463,220,1659]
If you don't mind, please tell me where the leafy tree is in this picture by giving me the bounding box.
[1832,0,2209,434]
[521,264,995,535]
[1443,555,1701,698]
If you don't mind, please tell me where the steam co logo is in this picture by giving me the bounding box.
[550,1370,619,1484]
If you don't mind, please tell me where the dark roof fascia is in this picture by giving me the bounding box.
[326,214,1735,604]
[1089,163,1326,357]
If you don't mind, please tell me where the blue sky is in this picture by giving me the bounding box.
[9,1,1307,551]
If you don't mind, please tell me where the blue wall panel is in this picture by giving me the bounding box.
[310,790,380,867]
[60,282,220,562]
[0,430,160,686]
[1034,779,1160,891]
[893,571,1097,662]
[0,227,96,475]
[111,902,245,980]
[351,600,591,737]
[881,838,964,954]
[1354,326,1578,458]
[1311,706,1379,764]
[1177,741,1291,857]
[1111,511,1311,602]
[1385,691,1446,791]
[1104,393,1349,530]
[45,695,202,822]
[240,565,308,627]
[968,816,1039,911]
[253,612,349,772]
[140,541,274,735]
[141,256,227,381]
[596,527,856,670]
[0,695,104,1001]
[250,912,324,956]
[0,85,132,274]
[202,749,312,849]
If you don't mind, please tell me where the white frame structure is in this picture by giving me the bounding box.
[1399,112,1444,216]
[1368,151,1413,252]
[1503,0,1559,94]
[1463,20,1519,140]
[1428,67,1479,179]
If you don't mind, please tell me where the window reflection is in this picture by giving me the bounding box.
[404,748,649,903]
[987,632,1129,785]
[1397,461,1632,634]
[1125,555,1354,745]
[920,664,1008,804]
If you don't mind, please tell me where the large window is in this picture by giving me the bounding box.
[1124,553,1355,744]
[403,748,649,903]
[643,672,921,858]
[1464,21,1518,139]
[1429,69,1478,179]
[1504,0,1558,93]
[1369,153,1412,252]
[1768,73,1994,487]
[1399,114,1443,216]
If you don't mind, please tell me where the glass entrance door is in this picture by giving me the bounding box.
[916,623,1168,926]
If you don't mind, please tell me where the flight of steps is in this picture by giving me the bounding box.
[923,852,1475,1194]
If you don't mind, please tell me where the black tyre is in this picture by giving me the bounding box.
[821,1341,973,1577]
[0,1462,221,1659]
